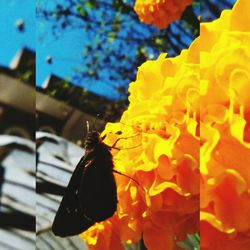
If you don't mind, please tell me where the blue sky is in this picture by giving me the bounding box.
[36,21,88,88]
[0,0,35,64]
[0,0,118,99]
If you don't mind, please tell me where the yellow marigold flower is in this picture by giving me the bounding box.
[80,38,200,249]
[80,216,124,250]
[200,0,250,249]
[134,0,193,29]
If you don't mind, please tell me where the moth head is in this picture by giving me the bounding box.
[85,131,102,149]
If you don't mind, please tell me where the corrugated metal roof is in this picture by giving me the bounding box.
[0,134,88,250]
[0,135,35,250]
[36,132,88,250]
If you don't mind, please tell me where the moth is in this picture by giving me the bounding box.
[52,130,117,237]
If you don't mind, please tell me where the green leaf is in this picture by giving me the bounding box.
[177,234,200,250]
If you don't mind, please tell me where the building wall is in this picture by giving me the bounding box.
[36,91,106,144]
[0,74,35,140]
[0,48,108,143]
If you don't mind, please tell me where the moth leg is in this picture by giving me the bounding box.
[112,169,139,185]
[110,133,140,148]
[111,144,142,151]
[83,159,94,172]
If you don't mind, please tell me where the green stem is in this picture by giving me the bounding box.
[140,238,147,250]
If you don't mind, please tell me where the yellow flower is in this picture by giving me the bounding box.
[200,0,250,249]
[80,38,200,249]
[134,0,193,29]
[80,217,124,250]
[80,1,250,249]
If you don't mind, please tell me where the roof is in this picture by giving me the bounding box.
[0,47,35,86]
[36,132,88,249]
[0,134,88,249]
[0,135,35,249]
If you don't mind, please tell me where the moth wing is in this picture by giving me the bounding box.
[52,146,118,237]
[79,154,117,222]
[52,156,94,237]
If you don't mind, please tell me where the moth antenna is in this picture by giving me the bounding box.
[83,121,90,150]
[86,114,100,135]
[86,121,90,135]
[110,143,142,151]
[112,169,139,186]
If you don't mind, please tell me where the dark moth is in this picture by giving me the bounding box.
[52,131,117,237]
